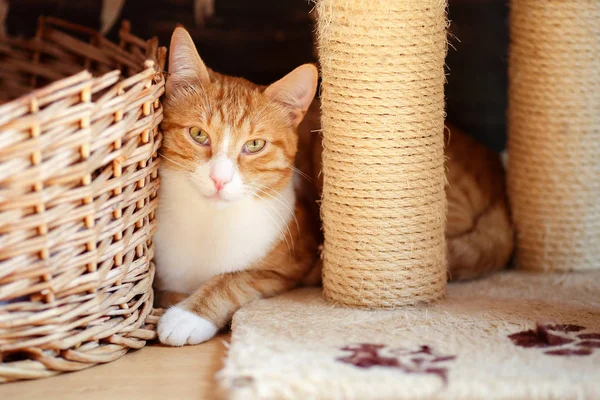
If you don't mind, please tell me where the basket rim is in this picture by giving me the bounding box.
[0,16,165,117]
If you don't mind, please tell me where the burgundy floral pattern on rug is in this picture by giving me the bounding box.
[336,343,456,384]
[508,324,600,356]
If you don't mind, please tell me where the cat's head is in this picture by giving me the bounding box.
[160,27,318,206]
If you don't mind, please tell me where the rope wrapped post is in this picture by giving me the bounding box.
[317,0,449,308]
[508,1,600,271]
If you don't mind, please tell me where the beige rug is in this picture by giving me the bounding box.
[218,271,600,399]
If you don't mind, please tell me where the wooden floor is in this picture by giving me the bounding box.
[0,334,230,400]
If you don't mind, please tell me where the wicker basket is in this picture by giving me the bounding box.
[0,17,165,382]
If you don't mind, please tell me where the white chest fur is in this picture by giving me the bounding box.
[154,169,295,294]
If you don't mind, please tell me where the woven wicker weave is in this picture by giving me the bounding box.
[0,17,165,382]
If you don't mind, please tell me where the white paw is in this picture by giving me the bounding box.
[157,307,218,346]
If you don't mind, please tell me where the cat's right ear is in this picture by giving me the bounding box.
[167,27,210,94]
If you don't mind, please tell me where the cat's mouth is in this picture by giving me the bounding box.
[207,193,225,201]
[205,191,241,206]
[204,192,241,210]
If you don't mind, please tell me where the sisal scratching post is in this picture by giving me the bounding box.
[317,0,449,308]
[508,1,600,271]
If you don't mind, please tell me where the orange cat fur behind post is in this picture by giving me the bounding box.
[298,113,515,283]
[154,27,321,346]
[443,124,514,280]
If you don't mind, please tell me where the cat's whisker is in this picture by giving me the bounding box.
[254,186,300,236]
[253,199,293,255]
[259,184,299,220]
[289,165,313,183]
[247,182,301,238]
[260,197,295,254]
[159,153,188,170]
[244,183,266,199]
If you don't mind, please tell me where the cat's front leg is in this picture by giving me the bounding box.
[157,268,300,346]
[154,290,188,308]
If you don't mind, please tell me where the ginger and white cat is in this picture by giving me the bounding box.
[155,27,514,346]
[154,27,320,346]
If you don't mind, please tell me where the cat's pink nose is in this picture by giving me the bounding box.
[210,175,230,191]
[210,157,233,192]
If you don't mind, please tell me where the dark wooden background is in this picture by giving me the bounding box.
[3,0,508,152]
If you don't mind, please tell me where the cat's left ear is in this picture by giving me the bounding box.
[264,64,318,126]
[167,26,211,95]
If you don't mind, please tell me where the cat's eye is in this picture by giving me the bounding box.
[189,126,210,145]
[243,139,266,154]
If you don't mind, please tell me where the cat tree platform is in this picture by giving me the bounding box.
[219,270,600,399]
